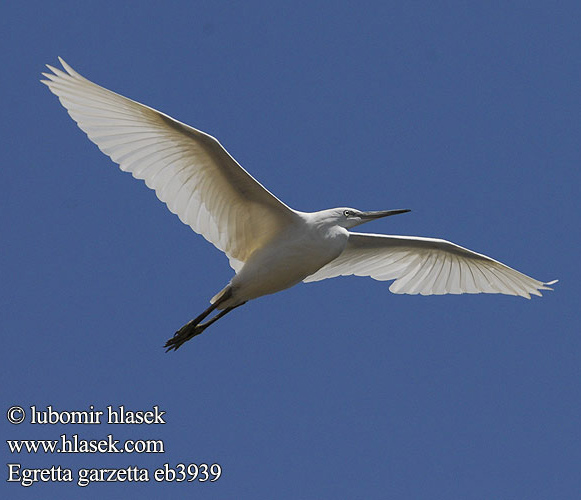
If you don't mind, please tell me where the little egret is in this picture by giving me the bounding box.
[42,58,556,351]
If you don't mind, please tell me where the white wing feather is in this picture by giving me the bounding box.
[41,58,296,271]
[304,233,556,299]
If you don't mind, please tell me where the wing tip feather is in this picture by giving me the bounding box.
[58,56,83,79]
[43,58,83,84]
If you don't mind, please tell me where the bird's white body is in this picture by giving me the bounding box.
[223,210,349,307]
[41,58,556,349]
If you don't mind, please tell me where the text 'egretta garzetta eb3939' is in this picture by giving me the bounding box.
[42,58,557,352]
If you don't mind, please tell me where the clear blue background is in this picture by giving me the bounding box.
[2,1,579,498]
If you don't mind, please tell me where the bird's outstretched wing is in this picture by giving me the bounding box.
[304,233,556,298]
[42,58,297,271]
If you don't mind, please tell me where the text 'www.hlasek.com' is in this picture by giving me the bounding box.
[5,405,222,488]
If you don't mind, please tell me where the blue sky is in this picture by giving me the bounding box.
[2,1,580,498]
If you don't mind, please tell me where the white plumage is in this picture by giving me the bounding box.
[305,233,554,297]
[42,58,295,273]
[42,58,556,351]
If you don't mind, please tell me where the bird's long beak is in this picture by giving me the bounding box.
[359,209,411,220]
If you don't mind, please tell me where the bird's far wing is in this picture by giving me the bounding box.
[304,233,557,299]
[42,58,297,271]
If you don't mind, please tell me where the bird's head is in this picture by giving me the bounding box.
[315,207,411,229]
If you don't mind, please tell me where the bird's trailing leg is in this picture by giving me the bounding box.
[164,303,245,352]
[164,289,245,352]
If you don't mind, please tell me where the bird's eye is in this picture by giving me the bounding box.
[343,210,354,217]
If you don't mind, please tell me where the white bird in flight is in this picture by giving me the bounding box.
[42,58,556,351]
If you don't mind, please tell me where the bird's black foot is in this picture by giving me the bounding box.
[164,320,207,352]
